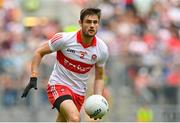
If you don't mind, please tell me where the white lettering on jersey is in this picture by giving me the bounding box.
[57,51,94,74]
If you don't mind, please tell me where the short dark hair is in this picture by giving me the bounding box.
[80,8,101,22]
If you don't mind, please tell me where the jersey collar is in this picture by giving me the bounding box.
[76,30,96,48]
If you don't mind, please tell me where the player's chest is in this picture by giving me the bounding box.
[61,45,98,64]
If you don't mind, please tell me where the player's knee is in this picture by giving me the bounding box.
[56,112,66,122]
[68,113,80,122]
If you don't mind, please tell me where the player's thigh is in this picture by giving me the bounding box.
[60,99,80,121]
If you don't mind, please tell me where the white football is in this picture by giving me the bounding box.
[84,95,109,119]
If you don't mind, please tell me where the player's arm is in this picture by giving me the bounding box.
[21,41,52,98]
[31,41,52,77]
[94,65,105,95]
[94,42,109,95]
[21,33,64,98]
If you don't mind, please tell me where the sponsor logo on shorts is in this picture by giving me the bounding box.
[61,88,65,93]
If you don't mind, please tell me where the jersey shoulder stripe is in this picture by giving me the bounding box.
[51,33,63,44]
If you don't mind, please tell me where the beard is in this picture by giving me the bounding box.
[83,30,97,37]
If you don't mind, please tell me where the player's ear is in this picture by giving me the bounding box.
[79,20,82,26]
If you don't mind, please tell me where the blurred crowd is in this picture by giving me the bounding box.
[99,0,180,105]
[0,0,63,107]
[0,0,180,121]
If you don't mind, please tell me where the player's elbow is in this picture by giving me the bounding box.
[34,42,52,57]
[34,48,45,58]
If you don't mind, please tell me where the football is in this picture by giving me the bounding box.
[84,94,109,119]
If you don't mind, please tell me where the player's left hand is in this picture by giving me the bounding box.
[21,77,37,98]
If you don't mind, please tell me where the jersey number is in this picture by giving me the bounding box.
[80,51,87,59]
[80,53,85,59]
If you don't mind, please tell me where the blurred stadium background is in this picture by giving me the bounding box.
[0,0,180,122]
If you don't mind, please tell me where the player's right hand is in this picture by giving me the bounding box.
[90,116,102,120]
[21,77,37,98]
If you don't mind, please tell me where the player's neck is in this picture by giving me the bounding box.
[81,33,94,45]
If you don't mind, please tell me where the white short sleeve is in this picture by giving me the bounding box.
[48,33,65,52]
[96,43,109,67]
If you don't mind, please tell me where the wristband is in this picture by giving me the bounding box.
[31,71,38,77]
